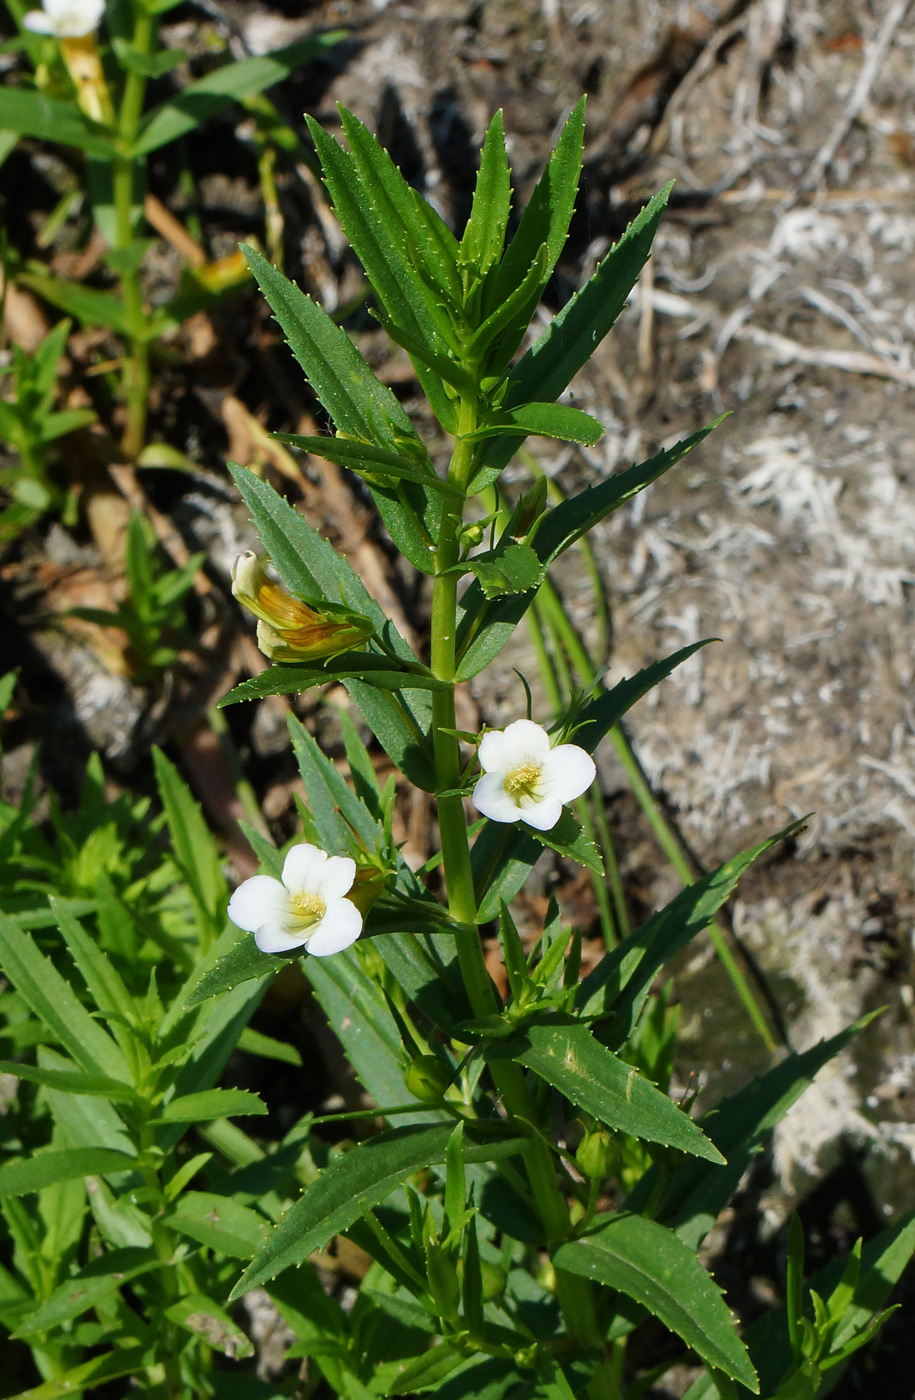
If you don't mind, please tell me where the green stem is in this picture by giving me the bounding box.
[113,6,156,460]
[431,395,600,1347]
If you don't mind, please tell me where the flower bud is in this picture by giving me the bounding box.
[575,1128,616,1181]
[404,1055,451,1103]
[512,476,548,540]
[231,553,374,663]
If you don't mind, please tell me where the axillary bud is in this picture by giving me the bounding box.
[231,552,374,663]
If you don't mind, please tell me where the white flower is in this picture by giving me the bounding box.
[23,0,104,38]
[227,843,363,956]
[472,719,596,832]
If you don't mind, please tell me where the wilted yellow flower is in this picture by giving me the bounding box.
[231,552,374,663]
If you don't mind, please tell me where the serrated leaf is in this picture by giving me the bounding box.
[487,1022,722,1162]
[630,1014,880,1250]
[472,645,707,919]
[460,110,511,274]
[476,184,672,482]
[524,808,602,874]
[275,432,452,496]
[470,542,544,599]
[153,748,226,941]
[0,1060,139,1102]
[5,1346,147,1398]
[554,1214,758,1390]
[0,1148,137,1197]
[489,98,585,311]
[230,1123,527,1298]
[220,654,445,707]
[458,429,716,677]
[577,820,805,1036]
[186,930,295,1007]
[0,913,128,1081]
[167,1191,272,1258]
[133,32,346,154]
[0,88,115,158]
[13,1248,161,1337]
[467,401,604,447]
[155,1088,267,1122]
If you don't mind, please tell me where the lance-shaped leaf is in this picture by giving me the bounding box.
[0,914,129,1082]
[244,247,416,447]
[487,98,585,314]
[0,1347,147,1398]
[13,1248,162,1337]
[472,183,672,486]
[465,402,604,447]
[306,114,458,429]
[185,930,298,1008]
[275,431,454,496]
[554,1214,758,1390]
[626,1013,880,1250]
[230,1122,527,1298]
[0,1148,138,1197]
[167,1191,273,1258]
[472,644,709,920]
[681,1212,915,1400]
[577,820,805,1040]
[487,1022,723,1163]
[18,272,129,334]
[133,31,346,154]
[457,426,716,679]
[154,1088,267,1123]
[0,89,116,158]
[460,109,512,274]
[220,655,446,707]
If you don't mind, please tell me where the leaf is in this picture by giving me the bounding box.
[460,110,511,274]
[237,1027,302,1067]
[220,654,445,707]
[230,1123,527,1298]
[554,1213,758,1391]
[155,1088,268,1122]
[630,1014,880,1250]
[489,98,585,312]
[681,1213,915,1400]
[186,930,296,1007]
[13,1248,161,1337]
[153,748,227,941]
[5,1346,147,1399]
[0,1148,137,1197]
[288,710,381,849]
[244,248,417,447]
[0,913,129,1081]
[533,422,720,567]
[0,88,115,158]
[133,31,346,154]
[577,821,805,1037]
[382,1340,466,1395]
[0,1059,139,1102]
[37,1047,136,1159]
[18,272,129,334]
[306,113,458,430]
[476,184,672,483]
[51,897,135,1034]
[467,403,604,447]
[469,542,544,600]
[164,1292,255,1358]
[471,645,708,919]
[275,432,453,496]
[166,1191,272,1259]
[457,431,716,680]
[524,808,602,875]
[487,1022,723,1162]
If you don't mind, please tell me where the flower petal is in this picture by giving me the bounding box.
[472,772,522,824]
[479,719,551,774]
[312,854,356,901]
[304,898,363,956]
[520,795,563,831]
[227,875,290,933]
[23,9,54,30]
[282,842,329,894]
[540,745,596,803]
[254,921,310,954]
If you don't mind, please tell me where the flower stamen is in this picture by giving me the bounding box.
[503,762,543,802]
[289,891,327,928]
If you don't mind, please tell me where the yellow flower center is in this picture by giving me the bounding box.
[503,762,543,802]
[289,892,327,928]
